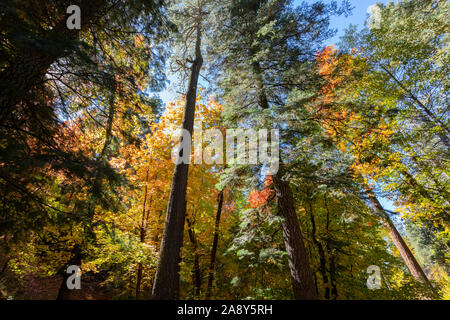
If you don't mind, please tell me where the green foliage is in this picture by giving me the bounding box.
[0,0,447,301]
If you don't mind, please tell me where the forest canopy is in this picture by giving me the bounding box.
[0,0,448,301]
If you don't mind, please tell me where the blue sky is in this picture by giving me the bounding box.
[159,0,391,105]
[297,0,391,46]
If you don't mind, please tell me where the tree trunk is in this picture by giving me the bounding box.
[1,257,10,276]
[272,173,318,299]
[187,218,201,298]
[328,253,338,299]
[307,198,330,299]
[251,57,317,299]
[135,263,143,298]
[365,187,430,284]
[136,170,150,298]
[57,244,82,300]
[205,189,224,299]
[151,21,203,300]
[324,195,338,299]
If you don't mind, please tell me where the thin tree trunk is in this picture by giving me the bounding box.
[365,187,430,284]
[324,195,338,299]
[151,21,203,300]
[187,218,201,298]
[313,272,319,296]
[99,91,116,160]
[136,170,150,298]
[328,253,338,299]
[205,189,224,299]
[135,264,143,298]
[0,1,104,123]
[1,257,10,275]
[307,198,330,299]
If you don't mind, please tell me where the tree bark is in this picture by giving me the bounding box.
[272,173,318,299]
[307,198,330,299]
[365,187,430,284]
[135,263,143,298]
[0,257,10,276]
[324,195,338,299]
[205,189,224,299]
[187,218,201,298]
[151,21,203,300]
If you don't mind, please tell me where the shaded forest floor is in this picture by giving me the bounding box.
[0,251,116,300]
[0,270,115,300]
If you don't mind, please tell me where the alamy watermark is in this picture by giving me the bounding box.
[171,121,280,175]
[66,265,81,290]
[366,265,381,290]
[66,5,81,30]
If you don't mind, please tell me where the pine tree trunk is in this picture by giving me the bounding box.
[365,188,430,283]
[151,22,203,300]
[205,189,224,299]
[252,57,317,299]
[272,173,318,299]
